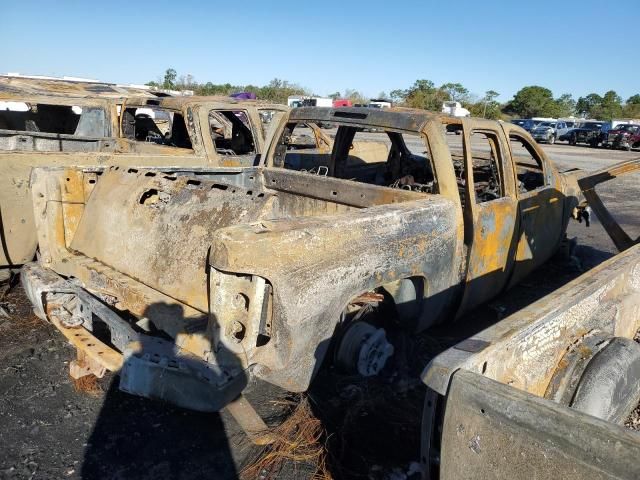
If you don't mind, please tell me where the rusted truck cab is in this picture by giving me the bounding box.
[0,76,287,273]
[20,107,584,437]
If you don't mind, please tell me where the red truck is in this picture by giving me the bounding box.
[602,123,640,150]
[332,99,352,107]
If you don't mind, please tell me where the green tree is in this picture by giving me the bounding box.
[595,90,623,120]
[344,88,368,104]
[623,94,640,117]
[484,90,499,102]
[467,90,501,119]
[576,93,603,117]
[507,86,557,117]
[441,82,469,102]
[482,90,501,119]
[627,94,640,105]
[554,93,576,117]
[389,89,408,103]
[328,91,341,100]
[258,78,307,104]
[403,79,448,111]
[162,68,177,89]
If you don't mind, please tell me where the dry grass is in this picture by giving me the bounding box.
[0,283,45,340]
[72,375,103,397]
[241,396,331,480]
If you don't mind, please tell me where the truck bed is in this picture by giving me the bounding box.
[43,166,429,314]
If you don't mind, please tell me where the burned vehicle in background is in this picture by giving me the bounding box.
[602,123,640,150]
[22,106,594,440]
[0,76,288,278]
[559,120,609,146]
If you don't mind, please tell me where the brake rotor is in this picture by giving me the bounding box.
[335,321,394,377]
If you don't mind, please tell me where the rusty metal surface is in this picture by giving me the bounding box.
[286,106,436,133]
[49,316,123,373]
[0,75,157,100]
[422,243,640,397]
[0,85,288,269]
[24,108,640,415]
[30,164,460,393]
[438,370,640,480]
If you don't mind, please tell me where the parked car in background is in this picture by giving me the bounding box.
[301,97,333,107]
[559,118,578,129]
[511,119,528,128]
[442,101,470,117]
[333,99,352,108]
[522,117,555,132]
[530,120,572,144]
[611,119,640,130]
[369,99,392,109]
[559,121,610,147]
[602,123,640,150]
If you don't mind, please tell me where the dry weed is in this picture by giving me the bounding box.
[72,375,103,397]
[241,396,331,480]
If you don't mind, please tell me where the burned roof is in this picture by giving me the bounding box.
[125,95,286,110]
[288,107,442,132]
[0,75,157,100]
[0,76,287,110]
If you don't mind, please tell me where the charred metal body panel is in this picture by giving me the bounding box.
[0,76,287,270]
[28,164,458,395]
[439,370,640,480]
[422,244,640,479]
[22,107,621,422]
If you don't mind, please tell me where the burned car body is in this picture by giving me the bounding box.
[22,107,590,438]
[0,76,288,274]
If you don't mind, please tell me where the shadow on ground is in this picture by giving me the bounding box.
[0,242,617,480]
[81,379,237,480]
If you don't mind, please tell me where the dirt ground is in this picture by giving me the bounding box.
[0,141,638,480]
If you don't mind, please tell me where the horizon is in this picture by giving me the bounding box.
[2,0,638,103]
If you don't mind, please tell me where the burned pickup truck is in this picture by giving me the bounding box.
[22,107,591,439]
[0,75,287,276]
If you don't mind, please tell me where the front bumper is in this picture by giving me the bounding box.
[532,132,553,142]
[20,262,247,412]
[603,136,631,149]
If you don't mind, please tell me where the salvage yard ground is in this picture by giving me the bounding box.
[0,141,638,480]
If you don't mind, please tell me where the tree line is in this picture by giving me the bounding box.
[148,68,640,121]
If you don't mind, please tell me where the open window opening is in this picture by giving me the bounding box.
[209,110,255,156]
[0,102,107,137]
[121,106,192,149]
[257,109,285,139]
[468,131,504,203]
[444,122,504,207]
[509,134,546,192]
[274,121,436,193]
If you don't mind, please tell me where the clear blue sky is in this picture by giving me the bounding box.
[2,0,638,102]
